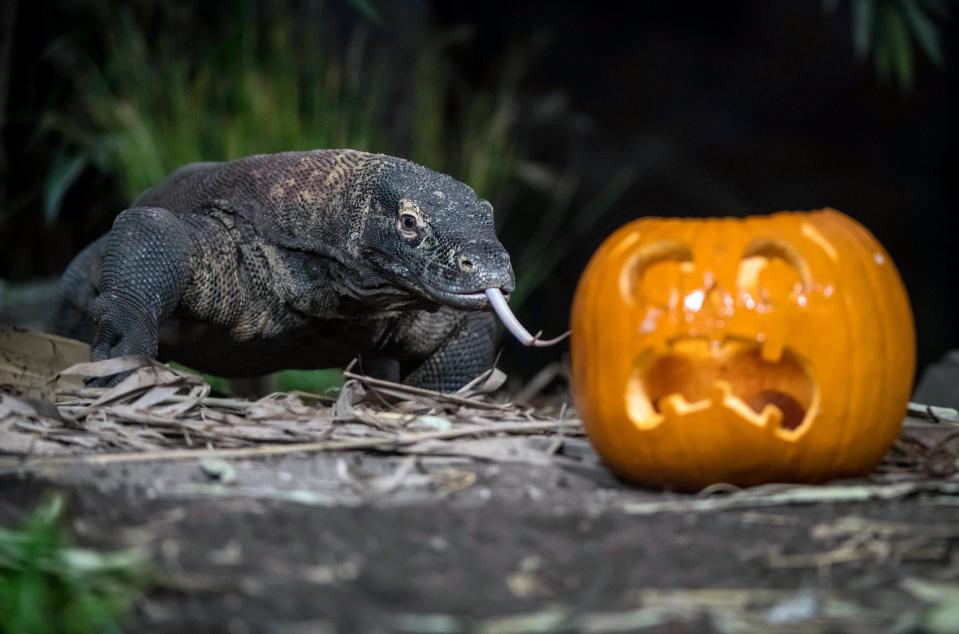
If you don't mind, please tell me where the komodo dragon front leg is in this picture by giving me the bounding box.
[383,309,498,391]
[88,206,196,362]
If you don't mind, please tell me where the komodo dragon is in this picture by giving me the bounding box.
[55,150,561,392]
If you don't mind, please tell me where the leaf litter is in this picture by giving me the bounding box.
[0,356,583,474]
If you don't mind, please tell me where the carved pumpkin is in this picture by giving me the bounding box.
[571,209,915,490]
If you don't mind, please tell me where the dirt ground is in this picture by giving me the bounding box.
[4,433,959,633]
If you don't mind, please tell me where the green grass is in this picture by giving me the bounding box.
[171,362,344,397]
[0,496,149,634]
[276,369,344,395]
[55,2,519,207]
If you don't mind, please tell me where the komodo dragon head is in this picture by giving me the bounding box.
[352,154,565,347]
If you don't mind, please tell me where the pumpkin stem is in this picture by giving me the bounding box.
[484,288,569,347]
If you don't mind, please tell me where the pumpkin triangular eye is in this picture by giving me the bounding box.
[737,239,810,307]
[622,240,694,308]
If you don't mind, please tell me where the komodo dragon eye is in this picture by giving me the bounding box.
[397,212,421,243]
[396,200,425,243]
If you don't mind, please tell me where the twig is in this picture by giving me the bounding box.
[621,481,959,515]
[13,420,582,467]
[907,402,959,424]
[767,533,885,569]
[342,370,509,411]
[58,389,259,412]
[514,363,563,404]
[168,484,345,507]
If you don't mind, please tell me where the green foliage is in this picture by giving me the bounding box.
[276,369,344,395]
[56,3,519,210]
[171,363,343,396]
[826,0,950,91]
[345,0,384,25]
[43,153,89,227]
[72,8,380,199]
[0,496,149,634]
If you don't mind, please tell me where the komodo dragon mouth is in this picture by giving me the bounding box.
[421,284,568,347]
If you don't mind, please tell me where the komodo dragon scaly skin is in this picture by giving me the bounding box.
[55,149,526,391]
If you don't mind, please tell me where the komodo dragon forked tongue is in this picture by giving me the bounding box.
[484,288,570,347]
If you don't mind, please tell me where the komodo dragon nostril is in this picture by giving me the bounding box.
[458,255,474,272]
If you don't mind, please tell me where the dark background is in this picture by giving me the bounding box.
[1,0,955,383]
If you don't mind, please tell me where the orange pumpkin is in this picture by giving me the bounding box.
[570,209,915,490]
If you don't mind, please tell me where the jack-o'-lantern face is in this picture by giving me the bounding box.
[571,209,915,490]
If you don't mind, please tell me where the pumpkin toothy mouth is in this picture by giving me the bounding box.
[628,337,817,432]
